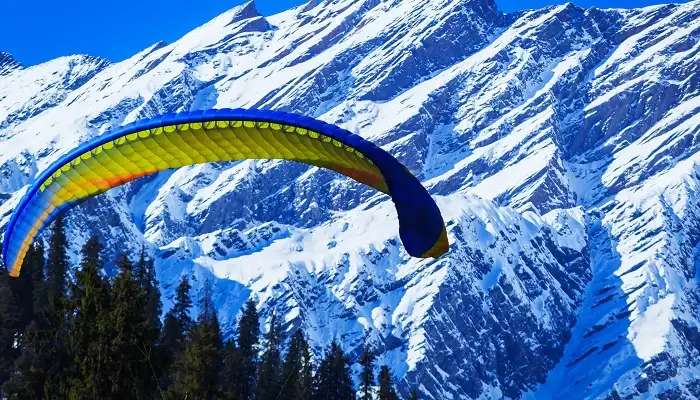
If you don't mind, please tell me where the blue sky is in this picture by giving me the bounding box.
[0,0,689,66]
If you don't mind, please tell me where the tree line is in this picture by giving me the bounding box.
[0,217,418,399]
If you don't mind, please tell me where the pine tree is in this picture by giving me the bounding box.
[46,216,68,302]
[41,302,71,398]
[7,244,35,330]
[3,321,48,399]
[219,338,240,400]
[28,242,46,324]
[4,258,71,400]
[408,388,419,400]
[312,349,332,400]
[158,313,181,389]
[358,342,376,400]
[135,249,162,338]
[6,236,70,399]
[65,236,113,399]
[256,311,283,400]
[1,243,46,399]
[158,275,194,389]
[28,217,72,398]
[280,329,313,400]
[0,268,20,390]
[312,341,354,400]
[109,254,158,399]
[167,280,223,400]
[42,216,71,398]
[378,365,398,400]
[236,298,259,400]
[1,242,48,397]
[134,250,164,398]
[172,275,194,333]
[298,336,313,400]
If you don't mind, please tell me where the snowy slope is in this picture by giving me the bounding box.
[1,0,699,398]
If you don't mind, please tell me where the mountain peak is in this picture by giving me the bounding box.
[0,51,22,75]
[231,0,262,24]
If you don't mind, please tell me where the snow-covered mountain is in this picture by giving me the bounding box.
[1,0,699,398]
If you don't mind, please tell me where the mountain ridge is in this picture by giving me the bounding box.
[1,0,699,398]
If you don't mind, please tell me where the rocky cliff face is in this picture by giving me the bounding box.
[1,0,698,398]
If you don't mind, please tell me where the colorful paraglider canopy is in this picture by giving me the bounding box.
[2,109,448,277]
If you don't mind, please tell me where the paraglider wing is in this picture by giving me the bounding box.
[2,109,448,277]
